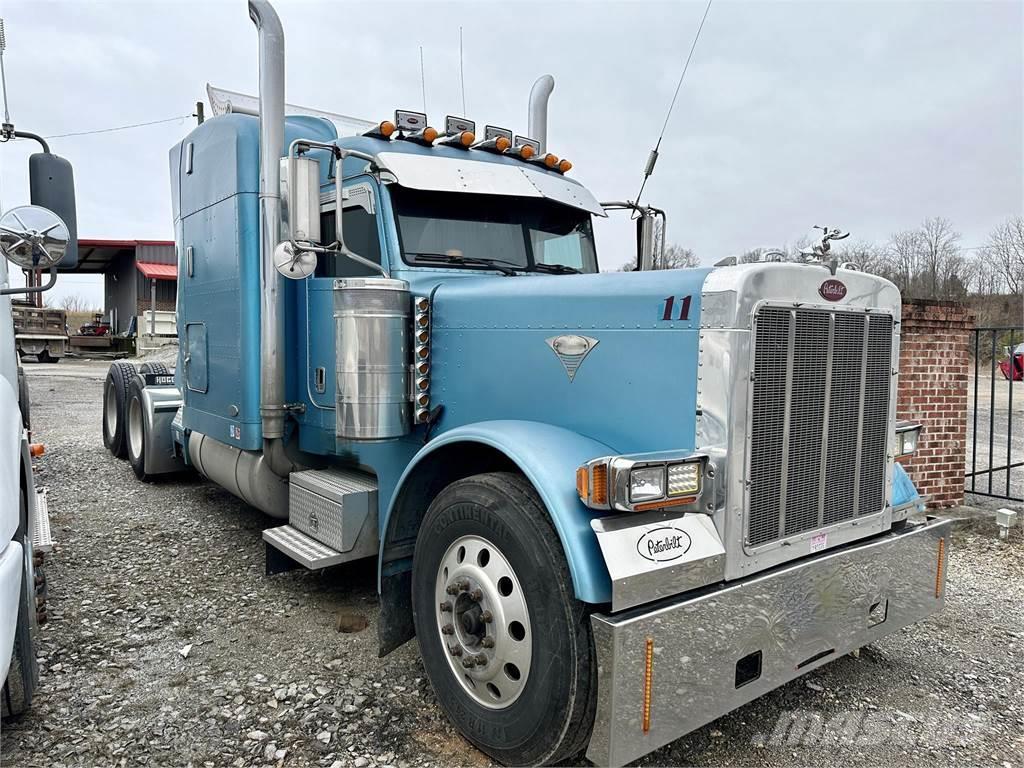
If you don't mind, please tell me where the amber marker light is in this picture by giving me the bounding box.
[543,153,559,168]
[423,126,438,142]
[519,144,536,160]
[29,443,45,457]
[576,467,589,501]
[633,496,696,513]
[642,637,654,733]
[459,131,475,147]
[935,537,945,598]
[591,463,608,506]
[495,136,511,152]
[558,159,572,173]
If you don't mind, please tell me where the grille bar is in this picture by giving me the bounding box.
[748,307,893,548]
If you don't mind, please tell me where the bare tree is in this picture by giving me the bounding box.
[659,244,699,270]
[885,217,970,300]
[55,293,99,313]
[982,216,1024,295]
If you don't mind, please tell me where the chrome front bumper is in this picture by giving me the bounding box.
[586,518,951,767]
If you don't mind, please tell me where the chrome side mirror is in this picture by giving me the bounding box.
[0,204,70,270]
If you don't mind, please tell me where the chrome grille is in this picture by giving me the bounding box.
[748,307,893,547]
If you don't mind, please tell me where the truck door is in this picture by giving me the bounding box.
[304,182,385,411]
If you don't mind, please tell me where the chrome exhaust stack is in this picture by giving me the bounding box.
[528,75,554,154]
[248,0,287,448]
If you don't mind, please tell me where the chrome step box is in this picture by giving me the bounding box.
[263,468,379,572]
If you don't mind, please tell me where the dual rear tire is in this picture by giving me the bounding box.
[102,362,168,465]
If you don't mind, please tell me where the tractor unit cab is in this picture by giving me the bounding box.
[99,1,952,765]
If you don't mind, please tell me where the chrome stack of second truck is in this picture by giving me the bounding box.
[98,1,948,765]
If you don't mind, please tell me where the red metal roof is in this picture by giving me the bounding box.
[136,261,178,280]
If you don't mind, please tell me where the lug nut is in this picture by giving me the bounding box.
[481,636,495,649]
[481,610,493,624]
[474,654,488,667]
[441,623,454,635]
[440,601,452,612]
[448,645,462,657]
[469,588,483,602]
[461,658,474,669]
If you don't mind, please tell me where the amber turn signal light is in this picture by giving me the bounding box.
[29,443,45,457]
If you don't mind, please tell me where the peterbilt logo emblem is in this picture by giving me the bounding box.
[637,526,692,563]
[546,334,599,382]
[308,511,319,533]
[819,279,847,301]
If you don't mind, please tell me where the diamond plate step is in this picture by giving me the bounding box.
[30,488,53,553]
[262,525,347,570]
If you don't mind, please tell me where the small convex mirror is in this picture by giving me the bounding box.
[0,205,70,270]
[273,241,317,279]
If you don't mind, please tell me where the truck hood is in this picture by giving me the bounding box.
[427,268,713,455]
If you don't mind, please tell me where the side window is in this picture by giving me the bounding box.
[531,228,585,270]
[315,204,383,278]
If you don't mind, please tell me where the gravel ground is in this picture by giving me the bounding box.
[2,365,1023,767]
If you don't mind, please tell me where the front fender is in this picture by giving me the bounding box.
[384,420,615,604]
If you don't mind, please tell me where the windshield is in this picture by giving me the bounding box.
[390,187,599,274]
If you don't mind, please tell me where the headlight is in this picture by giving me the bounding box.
[629,467,665,503]
[667,462,701,497]
[895,421,923,458]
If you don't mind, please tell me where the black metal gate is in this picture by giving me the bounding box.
[967,327,1022,502]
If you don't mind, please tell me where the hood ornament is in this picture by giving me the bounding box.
[546,335,599,382]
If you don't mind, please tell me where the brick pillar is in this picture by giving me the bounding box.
[896,299,975,508]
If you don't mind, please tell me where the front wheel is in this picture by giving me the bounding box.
[412,472,596,766]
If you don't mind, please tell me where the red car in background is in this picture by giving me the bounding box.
[999,343,1024,381]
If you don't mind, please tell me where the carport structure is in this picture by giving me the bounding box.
[67,239,176,335]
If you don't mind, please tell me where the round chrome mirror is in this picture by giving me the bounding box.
[273,241,317,279]
[0,205,70,270]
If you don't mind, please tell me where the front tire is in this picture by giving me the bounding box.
[412,472,596,766]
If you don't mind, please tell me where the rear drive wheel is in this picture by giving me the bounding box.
[126,376,150,481]
[412,472,596,766]
[138,362,169,376]
[102,362,136,458]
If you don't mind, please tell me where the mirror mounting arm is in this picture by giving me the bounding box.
[12,130,50,154]
[0,265,56,296]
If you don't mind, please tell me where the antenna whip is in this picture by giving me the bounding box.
[633,0,713,208]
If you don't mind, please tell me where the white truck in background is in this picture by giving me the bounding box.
[0,121,76,720]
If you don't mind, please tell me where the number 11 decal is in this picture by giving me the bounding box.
[661,295,692,321]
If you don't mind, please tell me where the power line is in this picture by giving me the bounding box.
[42,114,192,140]
[634,0,714,207]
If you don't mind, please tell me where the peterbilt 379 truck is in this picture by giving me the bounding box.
[99,2,950,764]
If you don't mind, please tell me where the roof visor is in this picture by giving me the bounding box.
[374,152,606,217]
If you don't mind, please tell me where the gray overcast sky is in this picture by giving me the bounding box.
[1,0,1021,306]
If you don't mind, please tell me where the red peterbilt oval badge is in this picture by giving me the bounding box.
[819,279,847,301]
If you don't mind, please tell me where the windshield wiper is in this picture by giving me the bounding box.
[531,263,581,274]
[407,251,520,276]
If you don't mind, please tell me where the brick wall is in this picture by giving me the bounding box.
[896,299,975,508]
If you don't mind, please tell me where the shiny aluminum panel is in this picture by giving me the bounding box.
[288,468,378,559]
[697,263,902,580]
[334,278,411,440]
[262,525,347,570]
[747,306,893,548]
[591,513,725,612]
[587,518,951,768]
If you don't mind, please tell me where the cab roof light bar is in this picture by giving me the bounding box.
[472,125,513,154]
[435,115,476,148]
[510,135,539,160]
[388,109,438,146]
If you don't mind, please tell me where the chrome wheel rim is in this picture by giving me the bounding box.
[104,381,118,438]
[127,396,143,461]
[435,535,532,709]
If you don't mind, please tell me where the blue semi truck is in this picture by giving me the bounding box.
[99,2,951,764]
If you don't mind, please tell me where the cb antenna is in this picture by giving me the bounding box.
[0,18,12,132]
[419,46,427,113]
[633,0,713,208]
[459,26,467,116]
